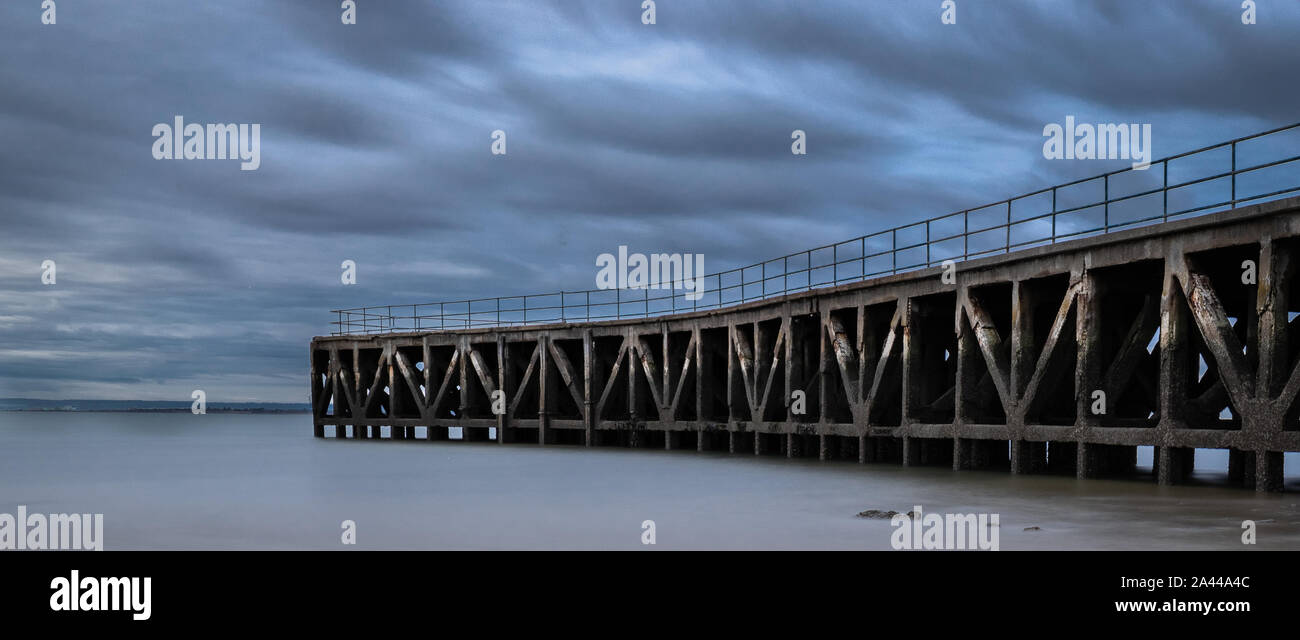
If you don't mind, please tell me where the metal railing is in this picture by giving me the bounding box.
[331,122,1300,335]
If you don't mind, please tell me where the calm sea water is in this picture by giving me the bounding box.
[1,412,1298,550]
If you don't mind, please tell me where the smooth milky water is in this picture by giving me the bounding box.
[1,412,1298,550]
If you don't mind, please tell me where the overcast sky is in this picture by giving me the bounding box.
[1,0,1297,403]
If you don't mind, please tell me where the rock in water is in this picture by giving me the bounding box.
[857,509,899,519]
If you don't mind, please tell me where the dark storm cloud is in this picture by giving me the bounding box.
[0,0,1297,401]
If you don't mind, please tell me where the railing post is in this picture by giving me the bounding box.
[891,229,896,273]
[1004,201,1011,253]
[963,210,968,260]
[1103,174,1109,232]
[1162,161,1168,221]
[1231,140,1237,206]
[1051,188,1057,241]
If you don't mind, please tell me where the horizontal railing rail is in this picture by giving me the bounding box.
[330,122,1300,335]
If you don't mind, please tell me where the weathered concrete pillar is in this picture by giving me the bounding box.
[787,433,801,458]
[539,336,555,446]
[1010,440,1026,473]
[314,423,325,438]
[1075,270,1104,427]
[582,330,594,447]
[1256,451,1284,493]
[818,435,832,461]
[858,435,871,463]
[1156,446,1193,485]
[1076,442,1097,479]
[666,431,679,451]
[1253,238,1290,495]
[955,438,995,470]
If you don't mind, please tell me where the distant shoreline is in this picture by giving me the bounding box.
[0,398,310,413]
[1,408,310,414]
